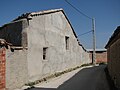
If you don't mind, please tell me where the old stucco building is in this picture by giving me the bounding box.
[0,9,91,89]
[105,26,120,88]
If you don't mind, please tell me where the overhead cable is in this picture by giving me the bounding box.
[64,0,92,20]
[78,30,92,37]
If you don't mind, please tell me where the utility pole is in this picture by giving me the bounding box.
[92,18,96,65]
[64,1,96,64]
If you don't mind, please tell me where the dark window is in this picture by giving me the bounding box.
[43,47,48,60]
[65,36,69,50]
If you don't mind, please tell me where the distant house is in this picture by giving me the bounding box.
[0,9,91,89]
[105,26,120,88]
[88,49,107,64]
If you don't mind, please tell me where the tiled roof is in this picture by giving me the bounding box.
[0,39,12,49]
[13,9,63,21]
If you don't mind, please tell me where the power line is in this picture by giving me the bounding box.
[64,0,92,20]
[78,30,92,37]
[65,0,96,64]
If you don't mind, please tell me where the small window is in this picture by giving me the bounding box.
[65,36,69,50]
[43,47,48,60]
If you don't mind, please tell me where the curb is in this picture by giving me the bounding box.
[24,63,93,89]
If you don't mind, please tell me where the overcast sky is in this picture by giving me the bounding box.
[0,0,120,49]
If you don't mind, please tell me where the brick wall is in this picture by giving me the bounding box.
[107,39,120,88]
[96,52,107,63]
[0,48,6,90]
[89,51,107,63]
[105,26,120,88]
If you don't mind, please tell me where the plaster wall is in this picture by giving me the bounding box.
[27,11,91,81]
[0,10,91,89]
[0,20,29,90]
[6,49,28,90]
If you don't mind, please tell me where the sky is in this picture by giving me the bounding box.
[0,0,120,49]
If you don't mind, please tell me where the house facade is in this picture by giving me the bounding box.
[0,9,91,89]
[105,26,120,88]
[88,49,107,64]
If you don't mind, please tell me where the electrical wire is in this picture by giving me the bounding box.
[64,0,94,37]
[78,30,92,37]
[64,0,92,20]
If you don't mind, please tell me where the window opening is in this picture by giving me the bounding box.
[43,47,48,60]
[65,36,69,50]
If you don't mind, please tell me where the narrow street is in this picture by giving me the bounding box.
[28,65,114,90]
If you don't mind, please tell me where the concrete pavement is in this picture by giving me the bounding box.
[27,65,115,90]
[58,65,113,90]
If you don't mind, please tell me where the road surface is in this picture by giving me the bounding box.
[27,65,115,90]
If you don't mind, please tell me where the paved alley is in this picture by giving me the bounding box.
[27,65,115,90]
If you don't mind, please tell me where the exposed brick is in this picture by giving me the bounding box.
[0,48,6,89]
[89,51,107,63]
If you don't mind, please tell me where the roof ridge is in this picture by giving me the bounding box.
[13,8,63,21]
[105,26,120,48]
[30,8,63,15]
